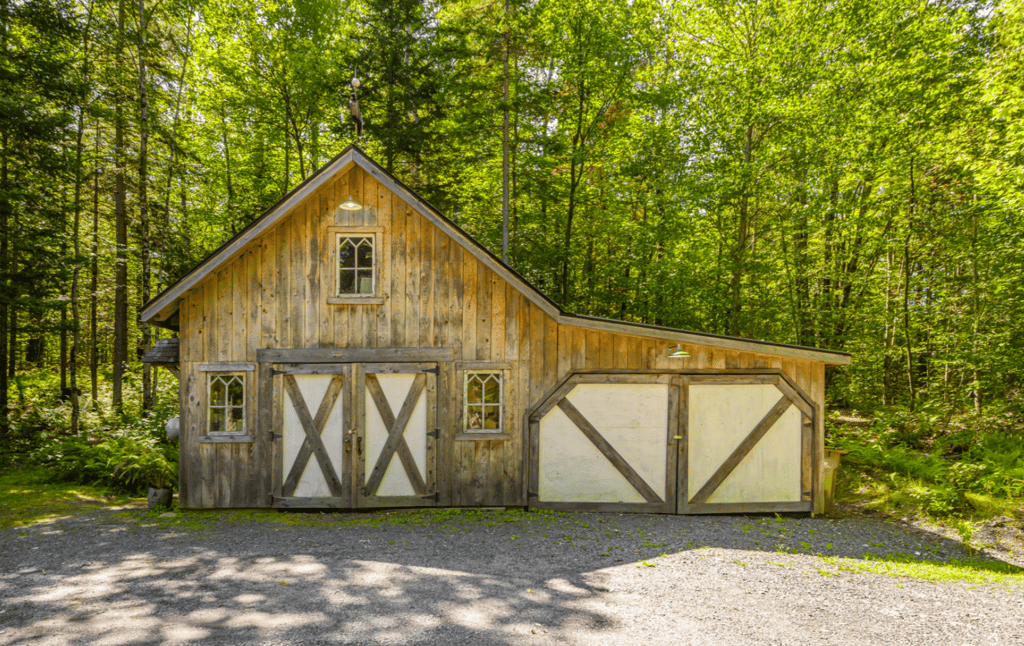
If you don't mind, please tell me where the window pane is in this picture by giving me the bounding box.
[210,409,225,434]
[466,406,483,430]
[467,377,483,404]
[357,270,373,294]
[339,269,355,294]
[356,239,373,267]
[339,239,356,268]
[483,376,500,403]
[484,406,500,430]
[230,407,245,433]
[227,377,243,406]
[210,379,225,406]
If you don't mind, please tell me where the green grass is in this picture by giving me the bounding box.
[0,468,135,529]
[818,554,1023,586]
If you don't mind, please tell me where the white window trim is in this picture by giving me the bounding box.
[207,372,247,435]
[463,370,504,434]
[329,226,383,304]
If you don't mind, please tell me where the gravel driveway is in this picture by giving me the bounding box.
[1,505,1021,645]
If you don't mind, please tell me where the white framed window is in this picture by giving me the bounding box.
[208,373,245,434]
[329,227,383,304]
[337,234,375,295]
[464,371,503,432]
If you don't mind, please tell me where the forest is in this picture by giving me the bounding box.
[2,0,1024,515]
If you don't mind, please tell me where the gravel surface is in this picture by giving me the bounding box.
[1,504,1022,645]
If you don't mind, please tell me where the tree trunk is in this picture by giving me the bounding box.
[729,124,754,337]
[90,119,100,405]
[9,206,17,380]
[501,0,510,263]
[561,66,588,307]
[882,250,896,406]
[138,0,152,412]
[0,129,8,433]
[71,105,85,434]
[220,103,235,218]
[112,0,128,410]
[970,204,981,413]
[903,232,915,411]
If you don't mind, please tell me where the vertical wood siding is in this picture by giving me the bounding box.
[176,163,828,509]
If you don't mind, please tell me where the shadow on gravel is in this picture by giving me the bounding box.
[0,508,1020,644]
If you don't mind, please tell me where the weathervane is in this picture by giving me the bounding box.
[348,74,363,137]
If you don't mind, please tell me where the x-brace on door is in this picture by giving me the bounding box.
[355,363,439,508]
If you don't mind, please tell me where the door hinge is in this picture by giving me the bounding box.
[427,429,440,439]
[421,492,439,502]
[268,431,283,441]
[424,365,440,375]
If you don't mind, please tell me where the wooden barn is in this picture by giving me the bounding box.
[141,146,850,515]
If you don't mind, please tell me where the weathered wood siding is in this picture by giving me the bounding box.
[176,162,827,511]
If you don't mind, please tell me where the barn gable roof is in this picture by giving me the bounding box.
[140,145,850,365]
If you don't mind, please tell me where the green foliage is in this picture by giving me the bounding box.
[2,370,179,496]
[830,407,1024,518]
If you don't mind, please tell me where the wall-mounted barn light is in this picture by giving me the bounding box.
[339,195,361,210]
[667,344,690,358]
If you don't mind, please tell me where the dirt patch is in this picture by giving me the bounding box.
[1,507,1021,645]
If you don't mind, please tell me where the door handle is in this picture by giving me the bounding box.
[357,436,362,455]
[344,436,351,455]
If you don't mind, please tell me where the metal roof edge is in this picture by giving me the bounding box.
[560,312,852,364]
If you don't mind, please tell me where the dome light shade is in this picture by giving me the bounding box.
[340,195,361,211]
[667,344,690,358]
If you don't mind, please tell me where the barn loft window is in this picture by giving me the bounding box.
[329,227,383,305]
[338,235,375,295]
[208,373,245,434]
[465,371,503,432]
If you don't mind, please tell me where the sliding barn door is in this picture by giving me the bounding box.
[681,375,813,514]
[277,372,350,507]
[357,363,438,507]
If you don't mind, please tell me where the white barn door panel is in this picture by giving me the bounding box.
[682,377,812,514]
[357,364,438,508]
[280,373,347,502]
[532,376,677,513]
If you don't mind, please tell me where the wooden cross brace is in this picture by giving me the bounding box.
[282,375,346,498]
[364,373,427,496]
[557,398,663,504]
[688,394,793,505]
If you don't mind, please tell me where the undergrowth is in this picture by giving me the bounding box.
[0,370,179,496]
[828,399,1024,521]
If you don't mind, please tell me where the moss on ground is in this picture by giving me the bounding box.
[0,469,135,529]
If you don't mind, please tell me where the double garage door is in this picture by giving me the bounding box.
[529,374,816,514]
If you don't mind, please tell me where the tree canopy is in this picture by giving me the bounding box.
[1,0,1023,430]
